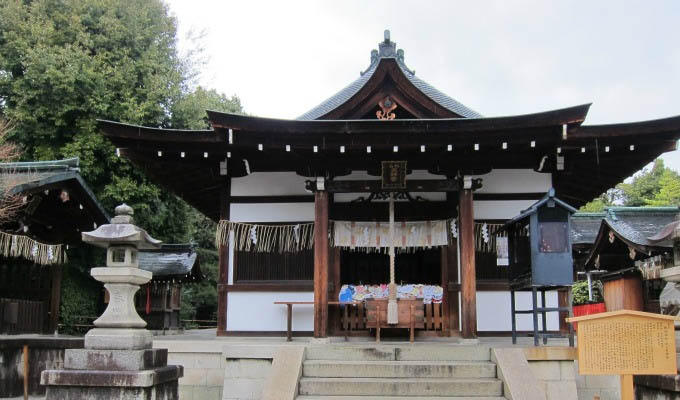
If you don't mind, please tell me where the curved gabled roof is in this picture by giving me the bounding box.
[297,30,481,120]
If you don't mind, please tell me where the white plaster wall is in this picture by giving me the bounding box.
[226,292,314,331]
[474,169,552,193]
[229,203,313,222]
[230,172,309,196]
[474,200,537,220]
[476,291,559,331]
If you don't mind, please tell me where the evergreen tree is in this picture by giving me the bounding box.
[580,159,680,211]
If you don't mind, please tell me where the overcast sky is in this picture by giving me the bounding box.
[165,0,680,173]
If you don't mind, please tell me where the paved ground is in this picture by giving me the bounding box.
[152,328,575,347]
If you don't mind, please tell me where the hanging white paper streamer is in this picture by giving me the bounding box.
[482,223,489,243]
[249,226,258,245]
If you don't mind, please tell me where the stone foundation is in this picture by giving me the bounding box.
[41,347,182,399]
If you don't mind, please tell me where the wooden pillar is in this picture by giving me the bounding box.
[314,190,329,338]
[459,186,477,339]
[49,264,63,333]
[217,181,230,336]
[329,247,341,335]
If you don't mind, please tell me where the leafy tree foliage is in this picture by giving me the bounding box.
[0,0,243,328]
[580,159,680,211]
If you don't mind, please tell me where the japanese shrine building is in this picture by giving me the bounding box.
[97,31,680,339]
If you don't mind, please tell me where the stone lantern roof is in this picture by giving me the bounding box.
[82,203,161,249]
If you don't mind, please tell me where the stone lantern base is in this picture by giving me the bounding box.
[41,347,183,399]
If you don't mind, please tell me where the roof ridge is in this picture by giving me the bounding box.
[0,157,79,172]
[297,30,481,120]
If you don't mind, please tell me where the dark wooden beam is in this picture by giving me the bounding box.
[313,191,330,338]
[307,178,482,193]
[459,187,477,339]
[49,265,63,333]
[217,180,231,336]
[208,103,591,134]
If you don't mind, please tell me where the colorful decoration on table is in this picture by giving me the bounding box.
[216,221,314,252]
[0,231,65,265]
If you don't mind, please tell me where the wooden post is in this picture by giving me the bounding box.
[217,181,231,336]
[440,246,449,336]
[329,248,341,335]
[314,190,329,338]
[620,374,634,400]
[459,186,477,339]
[49,264,63,333]
[376,303,381,343]
[23,344,28,400]
[286,304,293,342]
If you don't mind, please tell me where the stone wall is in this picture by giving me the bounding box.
[522,347,620,400]
[155,340,277,400]
[528,359,578,400]
[574,363,620,400]
[0,336,83,397]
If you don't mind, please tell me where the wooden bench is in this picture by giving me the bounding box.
[274,301,360,341]
[365,299,425,342]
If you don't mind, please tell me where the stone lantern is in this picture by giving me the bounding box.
[82,203,161,349]
[41,204,183,400]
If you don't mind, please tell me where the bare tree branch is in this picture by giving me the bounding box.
[0,120,24,225]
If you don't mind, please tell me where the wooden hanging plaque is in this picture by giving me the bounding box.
[381,161,407,190]
[567,310,678,376]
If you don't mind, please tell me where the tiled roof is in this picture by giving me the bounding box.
[138,244,203,283]
[297,30,481,120]
[604,207,679,248]
[571,212,606,245]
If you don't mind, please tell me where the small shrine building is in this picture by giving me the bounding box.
[97,32,680,339]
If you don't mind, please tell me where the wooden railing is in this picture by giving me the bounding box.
[0,298,46,334]
[339,301,444,333]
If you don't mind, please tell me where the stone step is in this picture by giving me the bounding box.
[304,346,491,361]
[305,346,396,361]
[396,346,491,361]
[297,396,507,400]
[298,377,503,397]
[303,360,497,379]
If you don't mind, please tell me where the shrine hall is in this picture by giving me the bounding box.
[97,31,680,339]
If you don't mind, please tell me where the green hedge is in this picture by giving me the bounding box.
[572,279,604,306]
[59,265,102,335]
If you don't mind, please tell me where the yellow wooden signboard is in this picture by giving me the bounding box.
[567,309,680,400]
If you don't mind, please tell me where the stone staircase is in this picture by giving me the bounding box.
[296,345,506,399]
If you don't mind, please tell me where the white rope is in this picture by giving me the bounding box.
[387,193,398,324]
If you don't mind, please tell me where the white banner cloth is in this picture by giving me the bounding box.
[333,220,449,249]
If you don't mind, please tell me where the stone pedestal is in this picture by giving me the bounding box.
[41,348,182,399]
[40,204,183,399]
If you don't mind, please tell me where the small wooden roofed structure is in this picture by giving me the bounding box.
[1,158,110,244]
[95,31,680,339]
[583,207,679,314]
[571,212,607,271]
[584,207,679,271]
[0,158,109,334]
[136,244,203,331]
